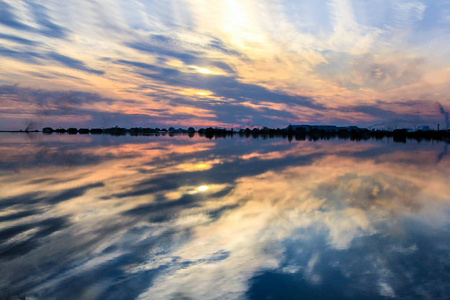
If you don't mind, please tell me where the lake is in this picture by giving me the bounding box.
[0,133,449,299]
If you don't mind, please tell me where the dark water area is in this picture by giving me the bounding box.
[0,133,449,299]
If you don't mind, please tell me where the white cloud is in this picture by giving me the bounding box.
[393,1,427,27]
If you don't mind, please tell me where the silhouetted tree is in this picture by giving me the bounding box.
[42,127,54,134]
[67,128,78,134]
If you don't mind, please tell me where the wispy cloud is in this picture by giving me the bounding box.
[47,52,104,75]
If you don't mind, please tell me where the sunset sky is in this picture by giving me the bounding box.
[1,0,450,130]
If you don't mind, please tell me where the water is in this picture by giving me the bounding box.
[0,133,449,299]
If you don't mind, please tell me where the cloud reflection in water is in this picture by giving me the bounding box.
[0,134,449,299]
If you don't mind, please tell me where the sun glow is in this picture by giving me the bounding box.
[197,185,209,192]
[197,68,212,74]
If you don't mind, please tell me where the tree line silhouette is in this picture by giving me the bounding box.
[38,126,450,143]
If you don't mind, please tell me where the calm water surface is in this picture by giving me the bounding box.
[0,133,449,299]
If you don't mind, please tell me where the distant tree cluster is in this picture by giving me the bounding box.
[40,126,450,143]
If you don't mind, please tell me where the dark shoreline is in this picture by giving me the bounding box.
[2,126,449,143]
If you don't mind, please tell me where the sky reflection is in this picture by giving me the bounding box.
[0,134,449,299]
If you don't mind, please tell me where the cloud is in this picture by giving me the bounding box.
[316,51,426,92]
[0,0,33,31]
[126,41,205,66]
[126,40,237,74]
[336,99,440,127]
[0,217,68,260]
[0,32,39,45]
[118,60,322,107]
[393,1,427,27]
[0,84,114,110]
[210,61,236,74]
[0,82,444,131]
[0,85,222,130]
[47,52,104,75]
[0,0,68,38]
[135,147,448,299]
[0,45,43,63]
[25,1,68,39]
[206,38,242,56]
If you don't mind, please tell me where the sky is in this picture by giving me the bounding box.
[1,0,450,130]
